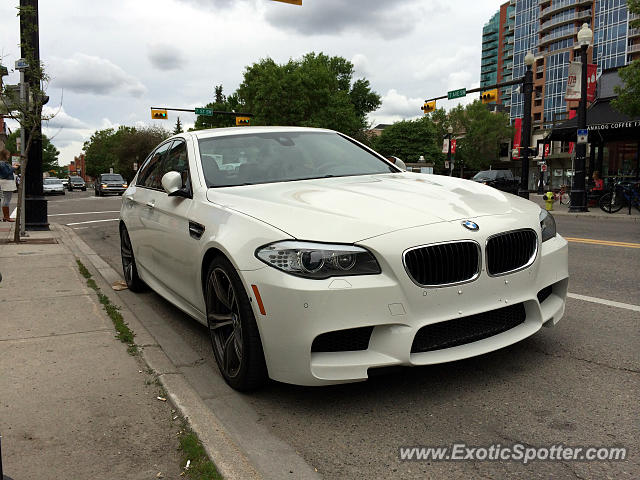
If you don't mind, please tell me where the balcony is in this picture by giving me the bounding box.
[628,43,640,53]
[629,28,640,39]
[539,27,577,47]
[630,13,640,21]
[536,65,544,73]
[540,0,593,20]
[540,9,592,33]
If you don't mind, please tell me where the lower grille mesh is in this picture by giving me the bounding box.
[411,303,526,353]
[311,326,374,353]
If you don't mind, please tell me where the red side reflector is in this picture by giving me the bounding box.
[251,284,266,315]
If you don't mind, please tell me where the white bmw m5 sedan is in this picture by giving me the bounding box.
[119,127,568,390]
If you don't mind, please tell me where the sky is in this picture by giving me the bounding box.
[0,0,502,166]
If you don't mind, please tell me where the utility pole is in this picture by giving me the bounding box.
[519,53,534,200]
[20,0,48,230]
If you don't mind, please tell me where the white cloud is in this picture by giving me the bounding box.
[351,54,370,77]
[49,53,147,97]
[147,44,186,70]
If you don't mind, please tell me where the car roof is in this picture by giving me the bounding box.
[179,126,336,142]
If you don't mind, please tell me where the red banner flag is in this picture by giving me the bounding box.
[568,110,577,154]
[587,64,597,102]
[512,118,522,159]
[451,139,457,154]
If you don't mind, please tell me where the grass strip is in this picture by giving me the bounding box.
[76,259,137,350]
[178,422,223,480]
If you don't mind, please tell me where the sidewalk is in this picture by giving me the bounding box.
[529,194,640,220]
[0,224,183,479]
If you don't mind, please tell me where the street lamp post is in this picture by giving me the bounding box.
[447,125,453,176]
[569,23,592,212]
[519,52,535,200]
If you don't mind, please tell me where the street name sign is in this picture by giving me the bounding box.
[448,88,466,100]
[195,108,213,116]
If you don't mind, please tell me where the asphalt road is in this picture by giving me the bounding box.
[45,190,640,479]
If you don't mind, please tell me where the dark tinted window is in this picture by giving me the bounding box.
[101,174,124,182]
[137,142,171,189]
[198,132,395,188]
[473,170,498,181]
[161,140,190,189]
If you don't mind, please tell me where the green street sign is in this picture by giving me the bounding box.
[447,88,467,100]
[195,107,213,116]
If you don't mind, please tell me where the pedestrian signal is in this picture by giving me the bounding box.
[421,101,436,114]
[151,109,168,120]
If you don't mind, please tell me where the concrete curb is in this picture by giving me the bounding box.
[55,224,263,480]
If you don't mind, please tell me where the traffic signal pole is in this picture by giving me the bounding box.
[424,74,534,199]
[150,107,254,117]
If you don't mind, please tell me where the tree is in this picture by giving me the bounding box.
[173,116,183,134]
[83,125,169,181]
[372,117,442,166]
[0,4,56,242]
[612,0,640,116]
[235,52,381,137]
[192,85,237,130]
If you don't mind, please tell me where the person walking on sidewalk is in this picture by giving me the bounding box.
[0,149,17,222]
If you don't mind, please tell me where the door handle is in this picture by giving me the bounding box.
[146,200,155,208]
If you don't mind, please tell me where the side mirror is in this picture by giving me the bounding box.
[161,171,183,195]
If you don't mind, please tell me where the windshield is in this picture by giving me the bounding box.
[198,131,396,187]
[102,174,124,181]
[70,176,84,181]
[44,178,62,184]
[473,171,498,181]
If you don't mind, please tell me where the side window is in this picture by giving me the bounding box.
[137,141,172,189]
[161,140,190,190]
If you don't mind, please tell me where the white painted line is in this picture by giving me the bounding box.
[10,207,16,219]
[568,293,640,313]
[72,227,89,230]
[66,218,119,226]
[49,211,120,217]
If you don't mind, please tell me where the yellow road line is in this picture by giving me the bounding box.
[565,237,640,249]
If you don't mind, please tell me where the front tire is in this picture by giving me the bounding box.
[120,224,145,292]
[205,257,267,391]
[599,191,623,213]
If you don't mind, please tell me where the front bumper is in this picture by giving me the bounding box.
[241,216,569,386]
[99,186,125,194]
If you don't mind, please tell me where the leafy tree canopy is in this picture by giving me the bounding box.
[192,85,240,130]
[235,52,381,136]
[83,125,170,181]
[372,117,441,166]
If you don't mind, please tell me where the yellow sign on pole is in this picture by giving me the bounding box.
[271,0,302,4]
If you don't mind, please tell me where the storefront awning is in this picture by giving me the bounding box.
[546,99,640,143]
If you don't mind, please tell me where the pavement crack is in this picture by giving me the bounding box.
[0,328,112,342]
[531,346,640,374]
[175,357,206,368]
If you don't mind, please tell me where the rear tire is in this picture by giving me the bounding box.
[599,192,623,213]
[205,257,268,391]
[119,224,146,292]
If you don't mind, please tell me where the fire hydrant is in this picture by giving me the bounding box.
[543,191,554,211]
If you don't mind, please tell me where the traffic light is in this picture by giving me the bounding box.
[151,109,168,120]
[481,89,498,104]
[236,116,251,126]
[421,101,436,114]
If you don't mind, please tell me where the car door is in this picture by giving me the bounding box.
[125,141,172,277]
[148,138,203,311]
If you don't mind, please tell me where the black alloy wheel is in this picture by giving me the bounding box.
[205,257,267,391]
[119,224,145,292]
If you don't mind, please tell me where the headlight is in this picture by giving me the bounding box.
[122,184,128,188]
[539,209,556,242]
[101,183,107,188]
[256,241,381,279]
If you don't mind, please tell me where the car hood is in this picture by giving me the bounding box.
[206,173,539,242]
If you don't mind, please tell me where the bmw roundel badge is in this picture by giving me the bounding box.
[461,220,479,231]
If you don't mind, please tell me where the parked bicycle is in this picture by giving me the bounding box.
[598,180,640,214]
[553,184,571,206]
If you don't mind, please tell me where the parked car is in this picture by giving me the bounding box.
[472,169,519,194]
[119,127,568,391]
[43,177,65,195]
[95,173,127,196]
[67,175,87,191]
